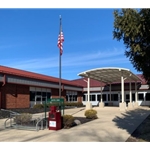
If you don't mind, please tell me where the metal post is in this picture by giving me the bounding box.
[58,15,64,99]
[59,53,61,98]
[44,99,46,121]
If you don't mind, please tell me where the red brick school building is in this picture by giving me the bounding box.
[0,65,150,109]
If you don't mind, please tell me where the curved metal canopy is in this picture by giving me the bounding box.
[78,67,142,83]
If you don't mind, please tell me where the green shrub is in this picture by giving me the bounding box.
[64,102,84,107]
[62,114,74,128]
[76,102,84,107]
[14,113,32,124]
[84,109,98,119]
[64,102,74,107]
[33,104,44,109]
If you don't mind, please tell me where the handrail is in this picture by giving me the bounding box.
[2,109,19,129]
[1,109,20,115]
[2,110,47,131]
[4,118,11,129]
[36,118,44,131]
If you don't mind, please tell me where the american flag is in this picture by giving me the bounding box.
[57,31,64,55]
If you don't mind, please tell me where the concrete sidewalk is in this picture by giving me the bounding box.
[0,106,150,142]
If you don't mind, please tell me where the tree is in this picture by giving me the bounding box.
[113,8,150,81]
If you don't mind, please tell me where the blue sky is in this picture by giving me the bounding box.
[0,8,143,80]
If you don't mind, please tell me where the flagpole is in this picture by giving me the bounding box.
[59,53,61,99]
[58,15,64,99]
[59,15,62,99]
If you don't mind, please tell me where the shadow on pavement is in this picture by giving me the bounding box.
[112,107,150,141]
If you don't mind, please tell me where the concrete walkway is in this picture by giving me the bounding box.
[0,106,150,142]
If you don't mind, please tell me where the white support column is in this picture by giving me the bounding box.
[128,81,134,109]
[121,76,124,103]
[86,77,92,110]
[96,94,97,102]
[119,74,126,111]
[99,80,104,108]
[101,83,103,103]
[144,92,146,106]
[109,84,111,101]
[109,84,113,106]
[129,82,132,103]
[87,78,90,102]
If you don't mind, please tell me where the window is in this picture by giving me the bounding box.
[108,94,110,101]
[42,97,46,102]
[111,94,118,101]
[97,94,101,101]
[30,89,51,102]
[69,95,72,101]
[138,93,144,101]
[126,94,129,100]
[91,95,96,101]
[66,91,77,102]
[146,93,150,101]
[83,95,86,101]
[42,92,46,97]
[102,94,106,101]
[30,91,35,101]
[47,92,51,99]
[36,91,41,96]
[132,93,135,101]
[73,95,77,101]
[66,95,69,101]
[36,97,41,101]
[108,94,118,101]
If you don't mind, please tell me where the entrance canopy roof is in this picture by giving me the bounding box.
[78,67,142,84]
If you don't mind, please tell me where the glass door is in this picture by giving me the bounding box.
[35,95,42,105]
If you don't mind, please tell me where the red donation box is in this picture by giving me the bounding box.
[48,106,62,130]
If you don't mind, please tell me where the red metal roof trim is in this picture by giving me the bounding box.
[0,65,83,87]
[71,78,107,87]
[0,65,147,88]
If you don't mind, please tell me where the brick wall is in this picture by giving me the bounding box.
[2,84,30,109]
[51,88,67,101]
[1,84,84,109]
[77,91,83,102]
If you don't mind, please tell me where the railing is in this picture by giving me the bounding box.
[1,109,47,131]
[1,109,20,115]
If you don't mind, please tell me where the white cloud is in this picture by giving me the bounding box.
[4,47,127,70]
[7,57,58,69]
[0,46,136,79]
[62,47,126,66]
